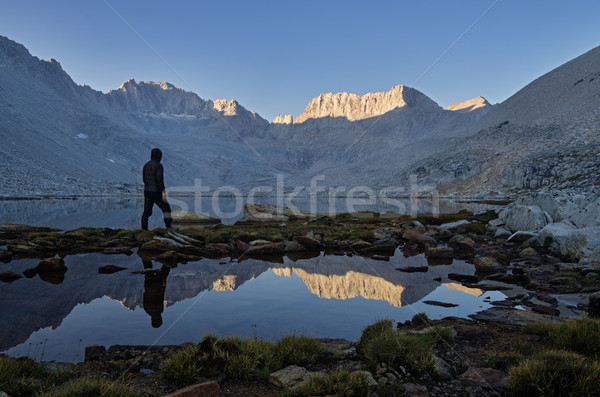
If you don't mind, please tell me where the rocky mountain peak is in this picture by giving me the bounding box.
[445,96,491,112]
[272,114,294,124]
[293,84,439,123]
[212,99,239,116]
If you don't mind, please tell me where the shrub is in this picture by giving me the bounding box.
[40,377,139,397]
[509,350,600,396]
[487,351,524,371]
[411,313,431,328]
[0,356,46,396]
[284,370,369,397]
[522,318,600,359]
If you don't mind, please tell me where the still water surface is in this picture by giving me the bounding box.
[1,250,506,362]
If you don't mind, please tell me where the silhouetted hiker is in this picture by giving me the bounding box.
[141,148,173,230]
[142,260,170,328]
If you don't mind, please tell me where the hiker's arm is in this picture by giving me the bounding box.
[157,164,166,200]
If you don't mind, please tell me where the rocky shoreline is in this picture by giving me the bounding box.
[2,196,600,396]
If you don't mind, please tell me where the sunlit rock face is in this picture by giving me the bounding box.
[274,268,405,307]
[293,85,438,123]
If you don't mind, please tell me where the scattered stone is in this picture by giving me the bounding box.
[164,381,220,397]
[0,270,21,283]
[494,227,511,239]
[458,367,510,390]
[520,247,538,256]
[0,249,12,262]
[423,300,459,308]
[350,240,372,250]
[473,257,504,273]
[269,365,320,389]
[292,236,323,250]
[244,242,286,256]
[433,354,454,380]
[448,273,479,283]
[402,383,429,396]
[439,220,470,230]
[504,205,551,232]
[98,264,127,274]
[358,370,378,388]
[84,345,107,361]
[448,235,475,255]
[396,266,429,273]
[426,247,454,259]
[530,304,560,316]
[235,240,249,252]
[37,257,66,272]
[136,230,154,244]
[140,239,171,253]
[249,239,272,246]
[506,231,536,244]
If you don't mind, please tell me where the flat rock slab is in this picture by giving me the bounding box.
[470,307,560,326]
[423,300,459,308]
[269,365,322,389]
[98,264,128,274]
[458,367,510,390]
[164,381,220,397]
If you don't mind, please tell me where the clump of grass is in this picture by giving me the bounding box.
[284,369,369,397]
[554,271,580,278]
[356,230,375,242]
[40,377,139,397]
[161,334,330,387]
[522,317,600,359]
[116,229,143,239]
[509,350,600,396]
[0,356,46,395]
[356,319,436,373]
[410,313,431,328]
[487,351,524,371]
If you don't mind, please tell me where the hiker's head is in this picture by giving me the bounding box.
[151,148,162,162]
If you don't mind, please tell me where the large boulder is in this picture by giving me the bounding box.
[504,205,552,232]
[529,223,600,263]
[514,192,562,222]
[571,196,600,228]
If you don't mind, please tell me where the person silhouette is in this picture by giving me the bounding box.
[141,148,173,230]
[142,260,171,328]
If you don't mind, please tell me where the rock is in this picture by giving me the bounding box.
[530,304,560,316]
[515,192,561,222]
[171,210,220,226]
[423,300,459,308]
[244,242,286,256]
[396,266,428,273]
[488,218,505,227]
[448,235,475,255]
[571,196,600,228]
[249,239,273,246]
[402,383,429,396]
[37,257,66,272]
[84,345,106,361]
[448,273,479,283]
[506,231,536,244]
[426,247,454,259]
[140,239,171,253]
[433,355,454,380]
[458,367,510,390]
[589,291,600,317]
[473,257,504,272]
[235,240,249,252]
[530,223,600,263]
[504,205,551,232]
[350,240,372,250]
[520,247,538,256]
[156,250,181,262]
[269,365,319,389]
[470,307,560,326]
[292,236,323,250]
[0,249,12,262]
[358,370,378,388]
[284,241,306,252]
[98,265,127,274]
[164,381,220,397]
[439,220,470,230]
[402,229,435,246]
[494,227,511,239]
[0,270,22,283]
[136,230,155,244]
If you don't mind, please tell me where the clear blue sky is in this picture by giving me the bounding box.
[2,0,599,121]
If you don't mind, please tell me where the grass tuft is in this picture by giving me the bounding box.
[284,369,369,397]
[509,350,600,397]
[522,317,600,359]
[39,377,139,397]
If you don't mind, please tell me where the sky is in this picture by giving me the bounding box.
[1,0,599,121]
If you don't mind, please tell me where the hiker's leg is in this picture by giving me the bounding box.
[156,194,173,228]
[141,192,154,230]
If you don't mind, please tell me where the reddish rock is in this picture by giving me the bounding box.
[0,271,21,283]
[84,345,107,361]
[164,381,220,397]
[36,257,66,272]
[292,236,323,250]
[244,242,286,256]
[236,240,249,252]
[136,230,154,244]
[426,247,454,259]
[350,240,372,250]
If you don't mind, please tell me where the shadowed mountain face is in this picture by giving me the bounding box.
[0,251,476,351]
[0,35,492,196]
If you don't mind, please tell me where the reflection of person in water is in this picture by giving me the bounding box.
[142,260,171,328]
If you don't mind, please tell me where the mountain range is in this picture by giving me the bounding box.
[0,34,598,197]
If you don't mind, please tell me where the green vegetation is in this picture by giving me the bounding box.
[0,356,76,396]
[161,334,330,387]
[509,350,600,396]
[457,222,488,235]
[410,313,431,328]
[284,369,369,397]
[408,210,497,227]
[116,229,143,239]
[522,317,600,359]
[355,319,453,373]
[487,351,524,371]
[40,377,139,397]
[554,271,580,278]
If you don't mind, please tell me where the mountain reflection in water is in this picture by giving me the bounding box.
[1,249,505,362]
